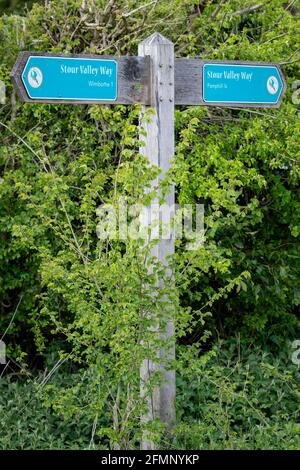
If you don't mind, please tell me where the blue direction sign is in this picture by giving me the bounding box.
[21,55,117,102]
[203,63,285,106]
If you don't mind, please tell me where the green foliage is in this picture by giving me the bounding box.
[1,340,299,450]
[175,338,300,450]
[0,0,39,16]
[0,371,102,450]
[0,0,299,449]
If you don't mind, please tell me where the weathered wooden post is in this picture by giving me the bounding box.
[138,33,176,449]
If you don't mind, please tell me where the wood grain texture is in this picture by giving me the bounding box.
[139,32,176,450]
[11,52,151,105]
[175,58,286,108]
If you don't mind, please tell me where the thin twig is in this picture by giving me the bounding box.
[123,0,158,18]
[1,296,23,342]
[0,360,10,379]
[89,414,99,449]
[232,1,270,16]
[0,120,48,172]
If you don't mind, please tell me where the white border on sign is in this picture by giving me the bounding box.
[21,56,118,101]
[203,63,283,104]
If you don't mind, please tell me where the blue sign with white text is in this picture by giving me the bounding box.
[22,56,117,101]
[203,63,283,105]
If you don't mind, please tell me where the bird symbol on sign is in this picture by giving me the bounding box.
[266,75,279,95]
[31,69,39,85]
[269,78,276,92]
[27,67,43,89]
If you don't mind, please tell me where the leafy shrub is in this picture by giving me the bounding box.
[175,338,300,450]
[0,340,299,450]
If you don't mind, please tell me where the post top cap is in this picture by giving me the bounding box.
[139,32,173,46]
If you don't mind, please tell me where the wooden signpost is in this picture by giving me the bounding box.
[11,32,286,450]
[11,51,151,105]
[138,33,176,449]
[11,51,286,108]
